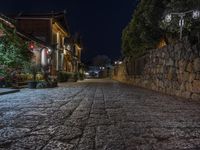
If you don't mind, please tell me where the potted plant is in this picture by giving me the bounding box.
[24,62,40,89]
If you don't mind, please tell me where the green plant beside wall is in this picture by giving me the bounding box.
[79,73,85,80]
[24,62,40,81]
[74,72,79,81]
[121,0,165,59]
[23,62,41,89]
[0,23,32,69]
[57,71,73,82]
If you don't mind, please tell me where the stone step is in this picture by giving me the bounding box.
[0,88,20,95]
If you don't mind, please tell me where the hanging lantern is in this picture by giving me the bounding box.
[179,19,184,27]
[165,14,172,23]
[193,10,200,19]
[29,41,35,50]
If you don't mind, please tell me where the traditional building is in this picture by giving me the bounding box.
[0,13,51,68]
[14,11,81,75]
[73,33,83,73]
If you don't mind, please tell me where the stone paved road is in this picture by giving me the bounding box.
[0,79,200,150]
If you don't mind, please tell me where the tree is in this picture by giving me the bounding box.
[122,0,200,59]
[122,0,166,58]
[0,22,31,68]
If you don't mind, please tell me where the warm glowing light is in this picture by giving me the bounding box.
[29,42,34,50]
[66,44,71,51]
[47,48,52,55]
[85,72,89,76]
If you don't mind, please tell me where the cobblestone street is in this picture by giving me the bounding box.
[0,79,200,150]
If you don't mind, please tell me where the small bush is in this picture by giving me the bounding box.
[57,71,73,82]
[36,73,44,81]
[79,73,85,80]
[73,73,79,81]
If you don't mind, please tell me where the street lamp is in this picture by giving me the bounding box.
[115,61,122,65]
[165,10,200,40]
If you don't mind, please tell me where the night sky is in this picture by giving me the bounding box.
[0,0,137,62]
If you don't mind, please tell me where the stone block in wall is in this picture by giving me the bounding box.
[186,62,193,73]
[181,91,192,99]
[195,73,200,80]
[178,60,187,73]
[170,51,176,59]
[166,58,174,66]
[181,52,188,60]
[158,80,164,89]
[172,81,180,90]
[175,91,182,97]
[185,82,193,92]
[180,83,186,92]
[167,67,177,81]
[159,59,165,65]
[183,39,191,50]
[189,52,196,62]
[165,87,172,95]
[191,93,200,100]
[193,58,200,72]
[188,73,195,83]
[161,52,165,58]
[183,72,190,82]
[175,60,179,68]
[192,45,198,55]
[151,82,156,91]
[142,80,149,87]
[174,50,181,60]
[177,73,183,82]
[192,80,200,93]
[174,43,184,52]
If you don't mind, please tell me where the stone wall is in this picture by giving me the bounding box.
[113,41,200,100]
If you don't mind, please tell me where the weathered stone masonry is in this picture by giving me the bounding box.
[113,41,200,100]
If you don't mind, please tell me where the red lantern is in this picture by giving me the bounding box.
[29,42,35,50]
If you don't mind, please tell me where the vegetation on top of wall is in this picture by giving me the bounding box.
[122,0,166,59]
[122,0,200,59]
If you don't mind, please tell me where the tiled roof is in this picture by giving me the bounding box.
[12,11,70,34]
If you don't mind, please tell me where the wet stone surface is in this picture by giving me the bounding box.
[0,79,200,150]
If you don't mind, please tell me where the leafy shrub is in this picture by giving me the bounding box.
[122,0,200,59]
[57,71,73,82]
[73,72,79,81]
[79,73,85,80]
[23,62,41,81]
[0,23,32,68]
[122,0,165,59]
[36,73,44,81]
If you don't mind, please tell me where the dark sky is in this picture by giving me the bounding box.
[0,0,137,62]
